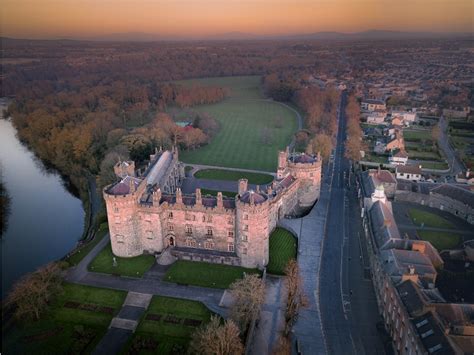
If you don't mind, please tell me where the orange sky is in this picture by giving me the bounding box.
[1,0,473,39]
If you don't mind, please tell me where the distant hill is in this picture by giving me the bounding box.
[2,30,472,43]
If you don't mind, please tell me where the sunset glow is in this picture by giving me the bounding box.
[2,0,473,39]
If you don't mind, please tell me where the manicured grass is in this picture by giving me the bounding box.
[2,283,126,355]
[125,296,213,354]
[64,223,108,266]
[408,208,455,229]
[267,228,297,275]
[194,168,274,184]
[174,76,298,172]
[200,188,237,198]
[164,260,260,289]
[403,129,432,141]
[88,243,155,277]
[419,161,449,170]
[417,231,461,250]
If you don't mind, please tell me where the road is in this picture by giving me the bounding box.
[438,116,464,175]
[319,92,384,354]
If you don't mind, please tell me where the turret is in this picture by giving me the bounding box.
[238,179,248,195]
[114,160,136,178]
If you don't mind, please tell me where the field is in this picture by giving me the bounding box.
[417,231,461,250]
[2,283,126,354]
[125,296,213,354]
[403,129,432,142]
[408,208,455,229]
[194,168,274,185]
[176,76,299,171]
[88,243,155,277]
[267,228,297,275]
[164,260,260,289]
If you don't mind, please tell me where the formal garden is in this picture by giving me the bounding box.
[123,296,213,354]
[2,283,127,354]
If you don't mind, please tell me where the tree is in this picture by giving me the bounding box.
[307,133,332,160]
[283,259,307,336]
[229,273,265,333]
[6,262,63,321]
[190,316,244,355]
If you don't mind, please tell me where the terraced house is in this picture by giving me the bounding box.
[103,147,322,268]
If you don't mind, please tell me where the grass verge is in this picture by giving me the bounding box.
[64,223,108,266]
[417,231,461,250]
[88,243,155,278]
[164,260,260,289]
[408,208,455,229]
[194,168,273,185]
[267,228,297,275]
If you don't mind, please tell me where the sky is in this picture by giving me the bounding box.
[1,0,473,39]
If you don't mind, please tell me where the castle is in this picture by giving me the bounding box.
[104,147,322,268]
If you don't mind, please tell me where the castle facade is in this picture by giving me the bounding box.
[104,147,322,268]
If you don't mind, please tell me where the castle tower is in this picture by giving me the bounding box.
[114,160,136,178]
[236,190,270,268]
[238,179,248,195]
[277,147,289,179]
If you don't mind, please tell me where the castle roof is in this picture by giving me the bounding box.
[107,176,142,195]
[239,190,268,204]
[289,153,317,164]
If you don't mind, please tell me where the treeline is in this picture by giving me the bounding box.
[263,73,341,159]
[344,94,364,161]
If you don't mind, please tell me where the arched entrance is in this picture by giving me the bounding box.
[168,236,175,246]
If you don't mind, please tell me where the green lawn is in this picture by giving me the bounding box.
[124,296,213,354]
[194,168,274,184]
[200,188,237,198]
[419,161,449,170]
[88,243,155,277]
[408,208,455,229]
[267,228,297,275]
[175,76,298,172]
[403,129,432,141]
[2,283,126,355]
[64,223,108,266]
[164,260,260,289]
[417,231,461,250]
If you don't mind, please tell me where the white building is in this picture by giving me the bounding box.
[396,165,422,181]
[389,150,409,166]
[391,110,417,123]
[361,99,386,112]
[367,112,387,125]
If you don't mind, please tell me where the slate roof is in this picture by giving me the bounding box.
[107,176,142,195]
[431,184,474,208]
[240,190,268,204]
[369,200,401,249]
[397,165,422,175]
[412,312,454,355]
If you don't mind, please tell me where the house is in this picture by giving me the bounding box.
[367,112,387,125]
[392,110,418,123]
[391,117,404,127]
[389,150,409,166]
[456,169,474,185]
[386,135,405,152]
[361,99,386,112]
[396,165,422,181]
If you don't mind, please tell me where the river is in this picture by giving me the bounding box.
[0,102,85,298]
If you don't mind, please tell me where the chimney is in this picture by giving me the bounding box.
[176,188,183,204]
[217,192,223,208]
[195,188,202,204]
[249,191,255,205]
[153,188,162,204]
[238,179,248,195]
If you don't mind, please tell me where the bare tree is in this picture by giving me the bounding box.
[6,262,63,321]
[229,273,266,333]
[190,315,244,355]
[283,259,307,336]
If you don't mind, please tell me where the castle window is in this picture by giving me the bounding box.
[228,217,233,225]
[244,214,248,220]
[228,231,234,238]
[204,241,214,249]
[228,243,234,252]
[207,215,212,222]
[242,247,248,255]
[146,231,153,240]
[244,224,248,231]
[114,207,119,213]
[116,235,124,244]
[186,238,196,247]
[168,212,173,219]
[207,227,213,236]
[186,225,193,234]
[242,235,248,242]
[168,224,174,231]
[202,215,206,222]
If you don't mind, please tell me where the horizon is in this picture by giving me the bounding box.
[2,0,473,40]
